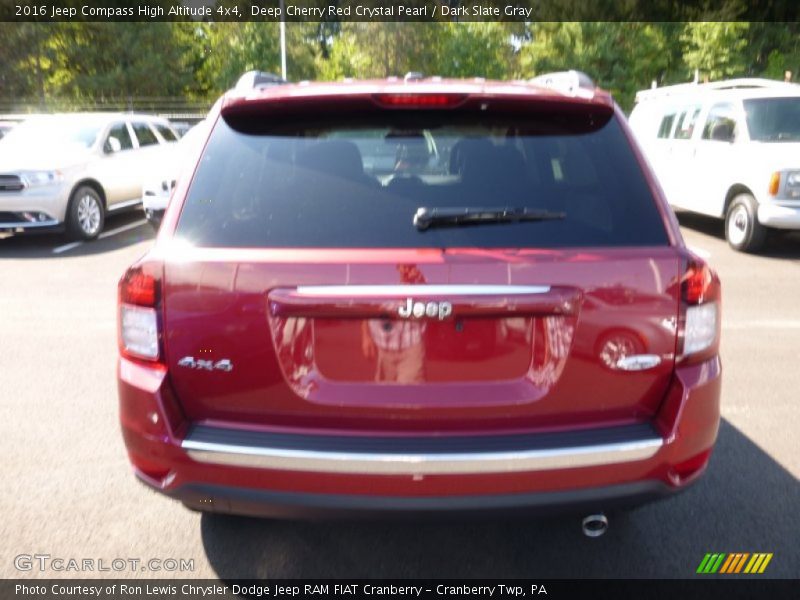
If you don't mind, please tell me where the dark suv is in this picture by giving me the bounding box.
[118,73,721,525]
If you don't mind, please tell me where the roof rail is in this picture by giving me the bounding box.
[235,70,288,92]
[703,78,797,90]
[404,71,425,82]
[635,77,798,103]
[530,70,595,99]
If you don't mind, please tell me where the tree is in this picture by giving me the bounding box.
[518,23,671,111]
[44,23,199,105]
[317,22,519,81]
[318,23,442,80]
[200,21,319,93]
[0,23,56,109]
[437,22,519,79]
[681,22,750,81]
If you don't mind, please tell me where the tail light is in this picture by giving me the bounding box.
[679,259,721,363]
[118,263,163,362]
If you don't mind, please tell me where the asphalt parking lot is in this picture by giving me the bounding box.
[1,210,798,579]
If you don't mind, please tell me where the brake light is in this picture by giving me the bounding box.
[373,93,467,108]
[118,265,162,362]
[120,267,158,306]
[679,259,721,362]
[682,262,714,305]
[768,171,780,196]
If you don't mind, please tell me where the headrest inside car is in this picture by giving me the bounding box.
[295,140,365,180]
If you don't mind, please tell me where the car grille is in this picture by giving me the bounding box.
[0,212,25,223]
[0,175,24,192]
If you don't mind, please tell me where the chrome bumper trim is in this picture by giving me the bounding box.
[183,435,663,475]
[0,219,60,230]
[294,284,552,297]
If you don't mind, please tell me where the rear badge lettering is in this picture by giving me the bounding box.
[178,357,233,372]
[398,298,453,320]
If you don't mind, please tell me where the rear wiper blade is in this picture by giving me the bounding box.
[413,206,566,231]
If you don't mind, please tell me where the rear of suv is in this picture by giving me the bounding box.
[118,72,722,519]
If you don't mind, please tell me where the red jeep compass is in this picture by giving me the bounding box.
[118,72,721,528]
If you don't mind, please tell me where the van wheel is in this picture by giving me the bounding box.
[67,186,105,240]
[725,194,766,253]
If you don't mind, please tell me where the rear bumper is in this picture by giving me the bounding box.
[171,480,675,518]
[119,356,721,517]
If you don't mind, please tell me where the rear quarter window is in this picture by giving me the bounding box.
[175,110,669,249]
[132,122,159,147]
[155,123,178,142]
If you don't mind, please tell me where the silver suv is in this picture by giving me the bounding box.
[0,113,178,239]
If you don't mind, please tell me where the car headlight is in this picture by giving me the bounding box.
[21,170,63,187]
[785,171,800,187]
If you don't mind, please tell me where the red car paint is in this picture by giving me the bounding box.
[118,78,721,517]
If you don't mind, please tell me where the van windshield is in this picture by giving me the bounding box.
[175,112,669,249]
[744,97,800,142]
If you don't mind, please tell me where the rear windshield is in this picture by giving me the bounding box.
[175,111,668,248]
[744,97,800,142]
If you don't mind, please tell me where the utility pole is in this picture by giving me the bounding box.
[279,0,287,80]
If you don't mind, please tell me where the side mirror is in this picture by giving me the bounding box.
[105,136,122,154]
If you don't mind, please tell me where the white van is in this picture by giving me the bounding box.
[629,79,800,252]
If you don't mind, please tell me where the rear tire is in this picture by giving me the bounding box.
[725,194,766,253]
[67,185,105,241]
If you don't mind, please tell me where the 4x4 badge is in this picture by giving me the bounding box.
[398,298,453,320]
[177,357,233,372]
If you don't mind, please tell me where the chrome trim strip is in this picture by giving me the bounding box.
[615,355,663,371]
[294,284,551,297]
[183,436,663,475]
[107,198,143,211]
[0,219,60,229]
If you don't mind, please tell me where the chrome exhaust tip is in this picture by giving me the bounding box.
[581,513,608,538]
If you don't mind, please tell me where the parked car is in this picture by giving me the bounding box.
[142,121,209,230]
[0,113,178,239]
[118,72,721,531]
[629,78,800,252]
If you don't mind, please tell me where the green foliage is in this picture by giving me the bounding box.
[317,23,442,80]
[2,20,800,114]
[0,23,57,107]
[50,23,198,99]
[317,22,518,81]
[519,23,671,109]
[681,22,750,81]
[436,22,519,79]
[199,22,320,93]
